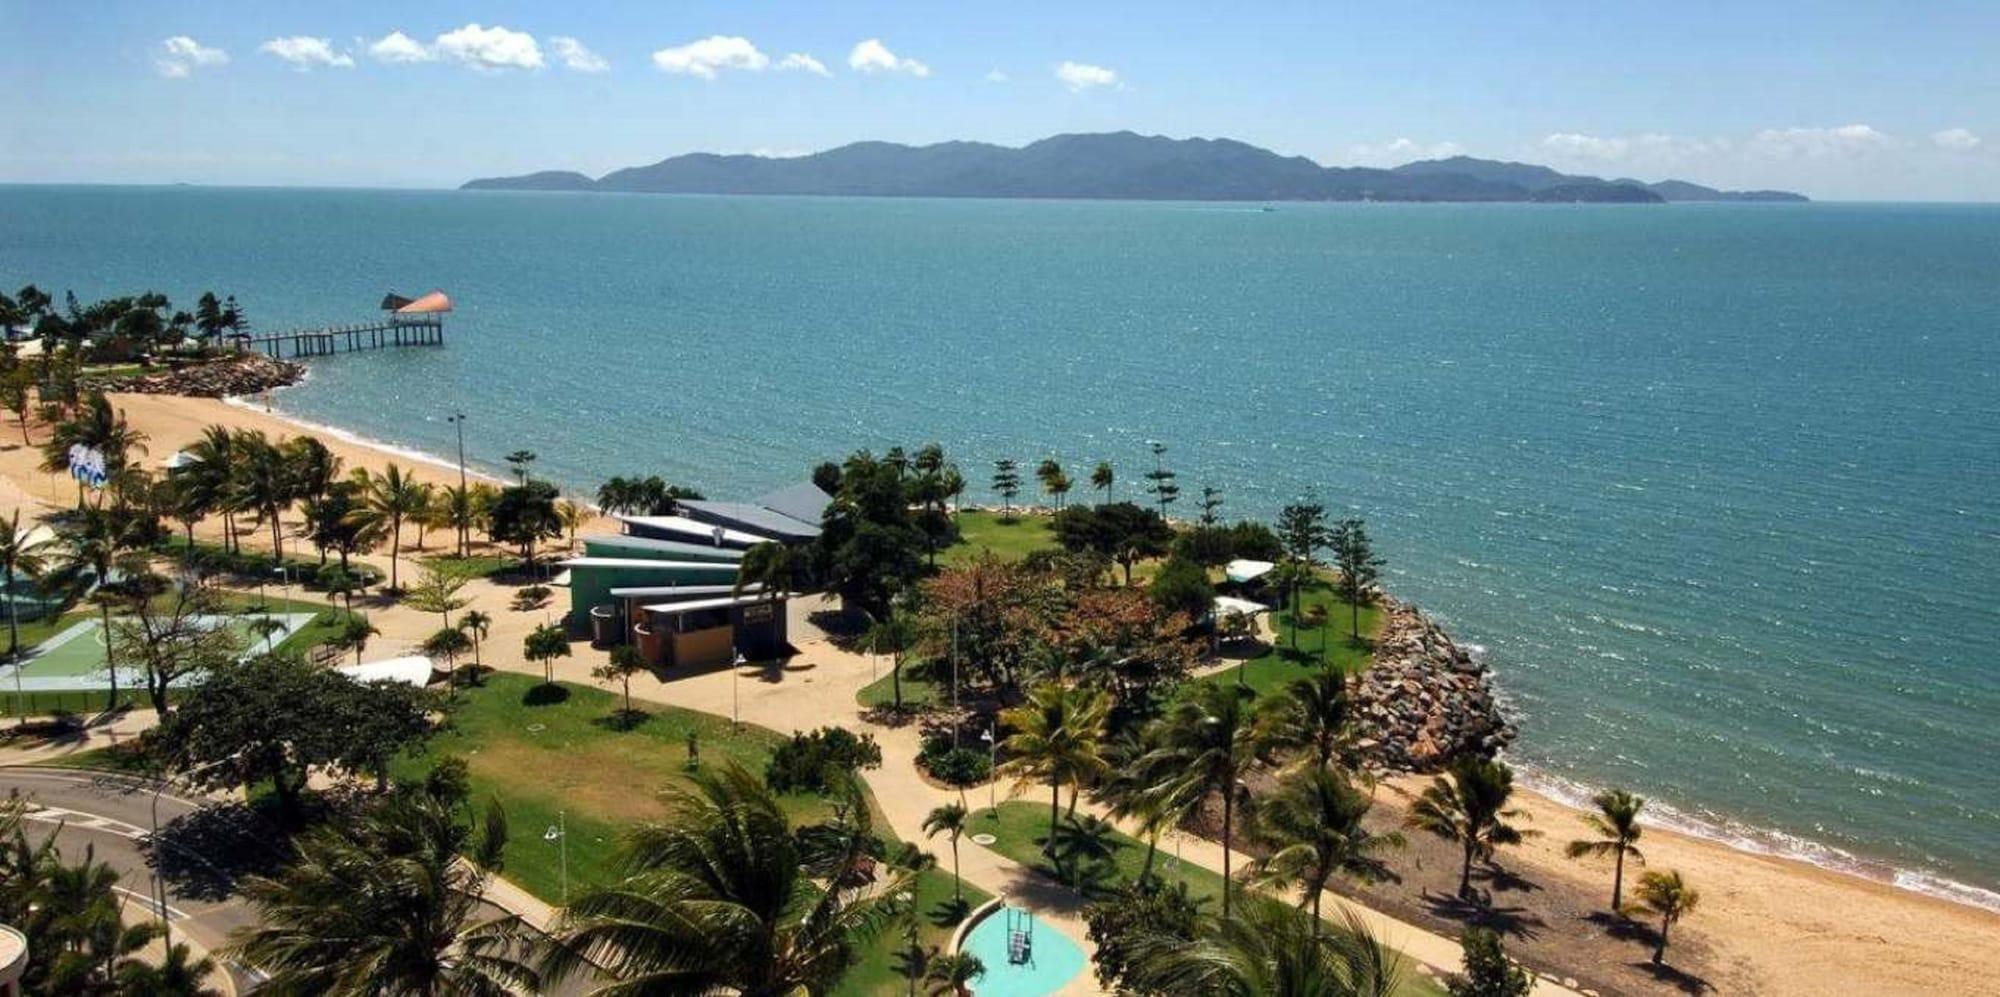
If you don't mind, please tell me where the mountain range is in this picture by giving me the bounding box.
[461,131,1807,204]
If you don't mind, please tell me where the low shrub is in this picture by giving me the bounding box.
[765,725,883,794]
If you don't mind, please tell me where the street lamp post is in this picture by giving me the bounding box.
[981,724,997,817]
[544,810,569,904]
[446,412,468,555]
[732,649,745,732]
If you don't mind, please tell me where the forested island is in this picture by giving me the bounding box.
[463,131,1808,204]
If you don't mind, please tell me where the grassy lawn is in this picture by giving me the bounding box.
[979,801,1445,997]
[1208,581,1383,699]
[831,868,992,997]
[940,510,1058,566]
[393,672,979,996]
[391,672,819,902]
[419,553,518,579]
[855,662,943,711]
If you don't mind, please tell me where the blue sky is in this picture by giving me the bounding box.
[3,1,1996,199]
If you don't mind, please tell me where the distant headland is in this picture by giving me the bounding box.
[461,131,1808,204]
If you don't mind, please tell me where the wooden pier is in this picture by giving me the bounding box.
[235,316,445,360]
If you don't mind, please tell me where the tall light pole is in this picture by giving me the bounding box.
[544,811,569,904]
[732,649,745,732]
[446,412,468,555]
[982,724,997,817]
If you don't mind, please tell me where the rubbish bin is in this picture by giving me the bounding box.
[589,605,619,648]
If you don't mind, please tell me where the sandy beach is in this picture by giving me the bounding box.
[6,391,2000,996]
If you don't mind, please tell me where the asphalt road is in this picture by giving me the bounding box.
[0,766,594,996]
[0,766,266,994]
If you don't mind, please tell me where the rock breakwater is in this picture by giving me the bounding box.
[1353,597,1516,772]
[84,354,304,398]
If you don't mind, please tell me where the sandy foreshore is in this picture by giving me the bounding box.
[6,392,2000,995]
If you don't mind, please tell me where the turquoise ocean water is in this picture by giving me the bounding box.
[4,186,1997,906]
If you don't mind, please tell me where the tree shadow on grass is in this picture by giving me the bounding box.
[1584,910,1655,944]
[521,683,571,707]
[1478,863,1542,896]
[927,894,972,928]
[589,709,651,733]
[145,801,296,901]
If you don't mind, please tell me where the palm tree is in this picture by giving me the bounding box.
[230,789,535,995]
[923,802,969,903]
[281,435,342,506]
[0,510,55,662]
[1036,459,1065,511]
[40,393,147,508]
[924,952,985,997]
[181,425,241,552]
[1144,681,1258,917]
[545,765,909,996]
[1095,726,1182,885]
[1124,897,1403,997]
[357,464,429,591]
[998,682,1112,854]
[114,940,223,996]
[524,621,570,686]
[1091,461,1114,503]
[233,430,294,565]
[557,497,586,551]
[1247,766,1403,926]
[1627,870,1699,966]
[1566,788,1646,912]
[1407,756,1535,902]
[1254,669,1355,771]
[735,541,796,604]
[460,609,492,669]
[53,505,143,706]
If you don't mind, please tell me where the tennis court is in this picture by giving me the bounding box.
[3,613,318,691]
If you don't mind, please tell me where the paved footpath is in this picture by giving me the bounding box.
[518,597,1586,997]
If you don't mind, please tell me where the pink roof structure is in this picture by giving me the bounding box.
[395,290,453,314]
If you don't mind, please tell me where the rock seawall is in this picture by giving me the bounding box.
[1353,597,1516,772]
[84,354,305,398]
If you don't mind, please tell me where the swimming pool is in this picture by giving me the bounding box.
[957,905,1088,997]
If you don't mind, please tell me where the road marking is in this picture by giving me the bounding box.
[24,805,148,839]
[113,885,189,920]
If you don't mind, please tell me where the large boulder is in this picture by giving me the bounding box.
[1350,597,1516,773]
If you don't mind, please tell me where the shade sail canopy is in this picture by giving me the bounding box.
[395,290,453,314]
[1212,595,1271,617]
[1224,559,1277,584]
[339,656,435,687]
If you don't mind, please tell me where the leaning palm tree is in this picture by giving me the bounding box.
[1406,756,1535,902]
[1095,726,1185,885]
[229,789,534,995]
[1253,669,1356,771]
[544,764,909,996]
[1247,766,1403,926]
[1566,788,1646,912]
[924,952,985,997]
[0,509,56,661]
[1124,896,1403,997]
[997,682,1112,854]
[356,464,429,591]
[1143,680,1258,917]
[1626,869,1699,966]
[181,424,241,552]
[923,802,969,903]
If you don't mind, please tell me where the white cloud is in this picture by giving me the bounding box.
[777,52,829,76]
[1751,124,1891,158]
[1344,137,1466,166]
[434,24,543,71]
[367,30,434,64]
[155,36,228,78]
[1931,127,1982,152]
[653,36,769,79]
[258,36,354,71]
[984,69,1009,83]
[549,37,608,73]
[848,39,929,77]
[1539,132,1721,164]
[1055,61,1118,91]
